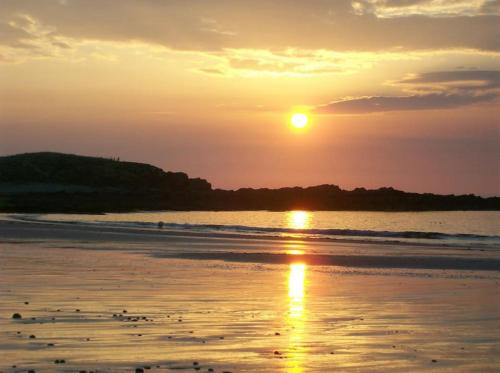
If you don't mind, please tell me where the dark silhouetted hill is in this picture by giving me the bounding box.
[0,152,498,212]
[0,152,211,212]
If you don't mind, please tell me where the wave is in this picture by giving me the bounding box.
[9,214,500,245]
[71,220,500,242]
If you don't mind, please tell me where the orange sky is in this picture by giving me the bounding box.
[0,1,499,195]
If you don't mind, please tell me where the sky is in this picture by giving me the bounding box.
[0,0,499,195]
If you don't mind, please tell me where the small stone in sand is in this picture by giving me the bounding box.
[12,313,22,319]
[24,301,29,305]
[432,359,438,363]
[193,362,199,366]
[135,369,144,373]
[29,334,36,339]
[275,332,280,336]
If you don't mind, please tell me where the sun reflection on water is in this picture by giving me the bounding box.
[285,243,305,256]
[288,263,305,313]
[287,211,311,230]
[287,263,307,373]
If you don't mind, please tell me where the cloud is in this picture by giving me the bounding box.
[351,0,499,18]
[0,0,498,63]
[316,70,500,113]
[316,93,496,114]
[395,70,500,91]
[0,13,76,62]
[195,49,418,77]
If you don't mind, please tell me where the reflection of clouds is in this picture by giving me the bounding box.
[287,263,306,373]
[287,211,311,230]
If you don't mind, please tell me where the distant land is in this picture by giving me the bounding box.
[0,152,498,213]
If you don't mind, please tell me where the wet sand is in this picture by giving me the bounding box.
[1,221,499,372]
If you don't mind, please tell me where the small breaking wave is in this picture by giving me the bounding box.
[11,214,499,247]
[91,220,499,242]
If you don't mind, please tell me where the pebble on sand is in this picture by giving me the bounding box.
[12,313,22,319]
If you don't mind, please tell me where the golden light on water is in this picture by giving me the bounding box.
[287,210,311,230]
[285,243,305,256]
[287,262,307,373]
[288,263,306,303]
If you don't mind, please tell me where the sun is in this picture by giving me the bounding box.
[291,113,309,129]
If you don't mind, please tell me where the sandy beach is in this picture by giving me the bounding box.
[1,220,499,372]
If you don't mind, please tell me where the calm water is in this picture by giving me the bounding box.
[14,210,500,247]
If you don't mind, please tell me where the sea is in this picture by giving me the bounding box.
[8,210,500,248]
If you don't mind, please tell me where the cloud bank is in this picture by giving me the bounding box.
[317,70,500,113]
[0,0,498,63]
[352,0,499,18]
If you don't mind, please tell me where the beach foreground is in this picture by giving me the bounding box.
[1,221,499,372]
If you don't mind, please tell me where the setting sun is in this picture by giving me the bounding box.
[291,113,309,129]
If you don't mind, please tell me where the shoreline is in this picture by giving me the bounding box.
[1,219,499,273]
[2,215,498,251]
